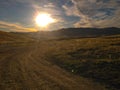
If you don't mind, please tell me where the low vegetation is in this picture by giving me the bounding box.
[0,30,119,90]
[45,35,120,90]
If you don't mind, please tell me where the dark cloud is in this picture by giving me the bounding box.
[63,0,120,28]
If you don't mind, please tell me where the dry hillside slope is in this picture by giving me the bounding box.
[0,43,107,90]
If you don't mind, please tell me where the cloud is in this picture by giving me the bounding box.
[1,0,119,30]
[94,9,120,28]
[0,0,65,31]
[43,3,55,8]
[63,0,120,28]
[0,21,37,32]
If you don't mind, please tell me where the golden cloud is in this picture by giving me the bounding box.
[0,21,37,32]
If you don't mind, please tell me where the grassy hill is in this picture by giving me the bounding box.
[32,27,120,39]
[0,28,119,90]
[43,35,120,90]
[0,27,120,41]
[0,31,15,41]
[0,31,34,44]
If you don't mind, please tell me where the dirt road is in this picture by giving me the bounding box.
[0,43,107,90]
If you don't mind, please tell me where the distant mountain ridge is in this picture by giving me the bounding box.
[55,27,120,37]
[0,27,120,41]
[32,27,120,39]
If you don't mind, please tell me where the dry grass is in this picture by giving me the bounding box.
[0,34,119,90]
[45,35,120,90]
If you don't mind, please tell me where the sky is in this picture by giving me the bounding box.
[0,0,120,32]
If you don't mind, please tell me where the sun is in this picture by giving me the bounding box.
[35,13,55,27]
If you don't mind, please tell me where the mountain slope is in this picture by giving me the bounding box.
[30,27,120,39]
[0,31,33,44]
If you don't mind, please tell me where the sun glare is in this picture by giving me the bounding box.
[35,13,55,27]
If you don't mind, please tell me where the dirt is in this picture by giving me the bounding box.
[0,43,107,90]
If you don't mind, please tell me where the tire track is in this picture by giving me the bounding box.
[0,45,107,90]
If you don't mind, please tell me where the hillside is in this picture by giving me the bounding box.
[28,27,120,39]
[0,29,119,89]
[57,27,120,37]
[0,31,15,41]
[45,35,120,90]
[0,27,120,41]
[0,31,34,44]
[0,37,110,90]
[0,34,119,90]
